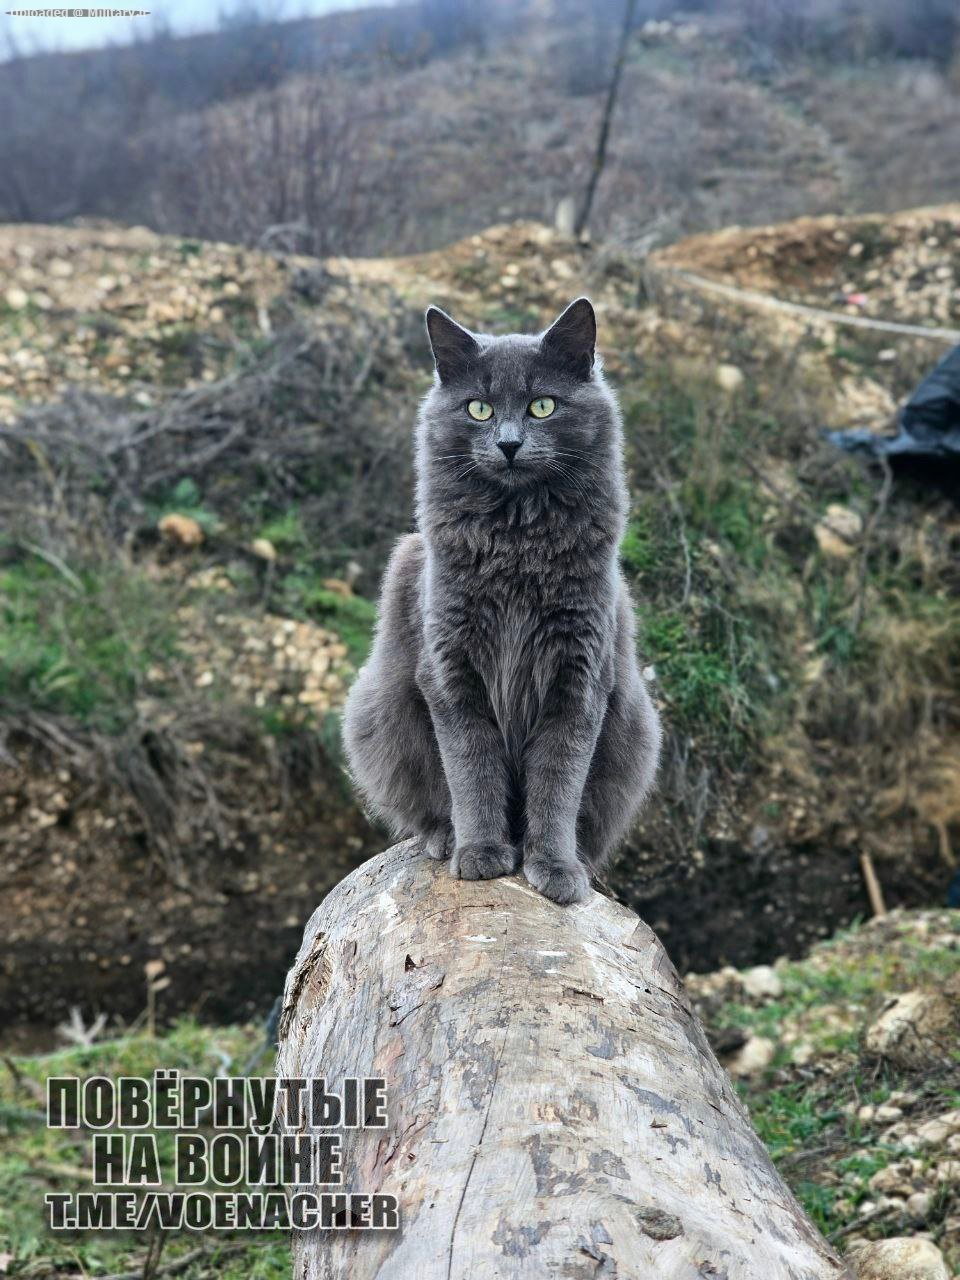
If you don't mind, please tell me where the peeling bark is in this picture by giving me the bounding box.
[278,840,854,1279]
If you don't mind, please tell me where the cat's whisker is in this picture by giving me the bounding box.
[541,459,593,505]
[550,449,603,470]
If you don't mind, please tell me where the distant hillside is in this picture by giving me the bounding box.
[1,0,959,256]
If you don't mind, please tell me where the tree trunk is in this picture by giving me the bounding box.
[277,839,854,1279]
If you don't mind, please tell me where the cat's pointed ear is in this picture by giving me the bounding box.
[541,297,596,380]
[425,306,480,383]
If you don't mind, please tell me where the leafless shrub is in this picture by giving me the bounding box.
[142,73,413,258]
[1,295,418,579]
[725,0,959,66]
[0,701,342,885]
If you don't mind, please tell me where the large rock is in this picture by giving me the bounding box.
[864,991,957,1069]
[853,1237,949,1280]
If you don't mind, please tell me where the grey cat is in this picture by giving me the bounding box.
[342,297,661,904]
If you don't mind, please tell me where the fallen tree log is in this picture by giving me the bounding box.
[277,839,854,1279]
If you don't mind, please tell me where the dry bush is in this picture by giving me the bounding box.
[0,283,422,876]
[725,0,959,66]
[0,296,419,581]
[142,74,413,258]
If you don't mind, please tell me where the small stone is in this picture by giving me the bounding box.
[887,1128,920,1152]
[251,538,277,562]
[814,504,862,560]
[857,1104,876,1124]
[723,1035,775,1078]
[158,512,204,549]
[916,1117,954,1147]
[792,1040,815,1066]
[715,363,745,393]
[741,965,784,1001]
[297,689,326,707]
[4,286,29,310]
[852,1236,949,1280]
[875,1105,903,1122]
[887,1091,918,1107]
[868,1162,912,1195]
[905,1191,933,1220]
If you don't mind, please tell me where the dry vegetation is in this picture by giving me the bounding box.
[2,208,958,1020]
[2,1,960,258]
[1,5,959,1273]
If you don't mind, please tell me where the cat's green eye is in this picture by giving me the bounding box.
[529,396,556,419]
[467,400,494,422]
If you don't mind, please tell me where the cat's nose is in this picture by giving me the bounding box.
[497,440,521,464]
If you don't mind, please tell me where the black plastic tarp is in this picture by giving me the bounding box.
[825,343,960,459]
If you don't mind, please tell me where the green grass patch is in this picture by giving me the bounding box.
[620,510,657,577]
[619,363,798,751]
[0,1019,289,1278]
[0,557,179,730]
[638,604,751,740]
[257,507,306,553]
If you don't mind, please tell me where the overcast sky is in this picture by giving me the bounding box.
[0,0,375,59]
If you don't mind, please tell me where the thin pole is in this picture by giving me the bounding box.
[574,0,638,241]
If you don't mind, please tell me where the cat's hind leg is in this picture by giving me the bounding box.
[343,664,452,856]
[421,815,455,861]
[341,534,452,857]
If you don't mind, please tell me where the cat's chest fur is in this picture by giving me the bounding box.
[425,519,613,746]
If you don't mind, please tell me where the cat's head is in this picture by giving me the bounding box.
[418,298,620,502]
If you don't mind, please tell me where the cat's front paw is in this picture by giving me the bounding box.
[451,841,519,881]
[420,820,454,861]
[523,854,591,905]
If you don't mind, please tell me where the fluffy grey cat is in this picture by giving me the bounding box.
[342,297,661,904]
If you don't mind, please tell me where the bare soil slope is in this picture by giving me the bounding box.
[1,207,958,1036]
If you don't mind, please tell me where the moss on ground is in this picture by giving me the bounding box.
[0,1020,289,1279]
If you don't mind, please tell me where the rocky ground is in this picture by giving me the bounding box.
[654,205,960,330]
[0,224,292,415]
[3,206,960,1025]
[0,907,955,1278]
[688,909,960,1277]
